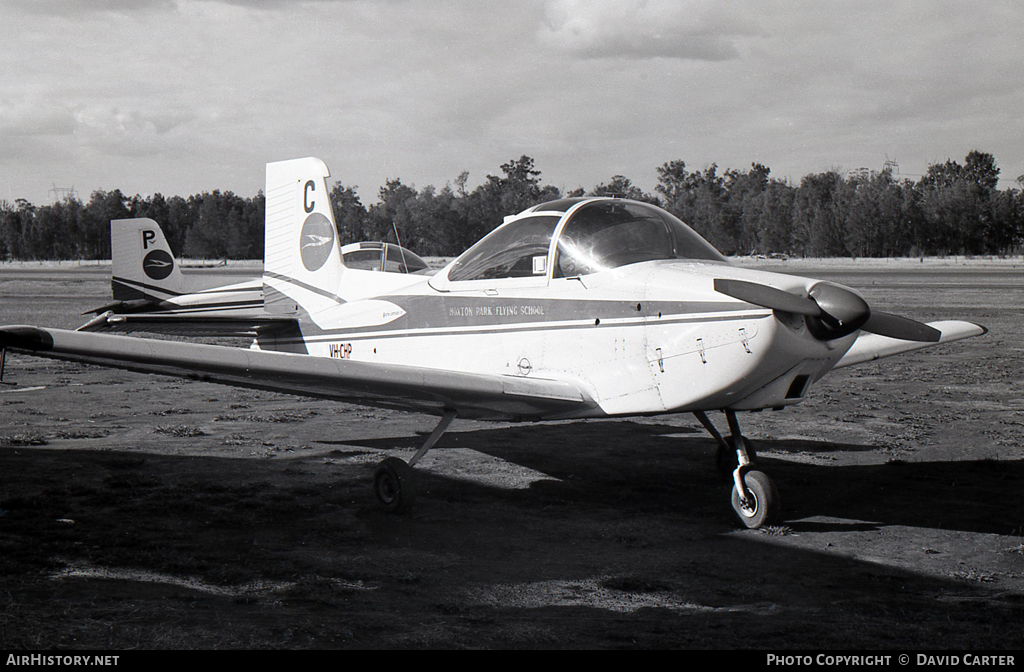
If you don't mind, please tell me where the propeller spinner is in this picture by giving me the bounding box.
[713,278,940,342]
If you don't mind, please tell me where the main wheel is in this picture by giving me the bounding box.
[716,435,757,478]
[730,470,780,529]
[373,457,416,513]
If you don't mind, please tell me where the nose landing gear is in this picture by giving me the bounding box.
[731,468,780,529]
[694,410,781,529]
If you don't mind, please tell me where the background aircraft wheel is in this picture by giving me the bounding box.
[730,470,780,529]
[717,435,757,478]
[373,457,416,513]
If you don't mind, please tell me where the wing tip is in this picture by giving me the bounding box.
[0,325,55,351]
[932,320,988,342]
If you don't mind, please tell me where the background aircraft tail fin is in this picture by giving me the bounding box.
[263,158,345,315]
[110,218,186,301]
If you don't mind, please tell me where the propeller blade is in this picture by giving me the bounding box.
[714,278,933,342]
[862,311,941,342]
[713,279,821,316]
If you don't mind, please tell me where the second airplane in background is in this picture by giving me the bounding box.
[82,217,430,336]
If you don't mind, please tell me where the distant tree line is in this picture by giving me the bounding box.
[0,189,265,261]
[2,151,1022,260]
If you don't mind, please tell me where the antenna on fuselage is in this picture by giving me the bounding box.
[391,222,411,274]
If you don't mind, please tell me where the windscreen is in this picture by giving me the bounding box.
[447,215,561,282]
[554,201,724,277]
[342,248,383,271]
[384,245,428,273]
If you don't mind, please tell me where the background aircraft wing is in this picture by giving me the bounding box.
[0,326,594,421]
[77,311,298,338]
[834,320,987,369]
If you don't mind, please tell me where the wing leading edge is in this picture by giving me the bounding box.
[0,326,595,421]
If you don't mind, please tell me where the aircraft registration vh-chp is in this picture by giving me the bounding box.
[0,158,986,529]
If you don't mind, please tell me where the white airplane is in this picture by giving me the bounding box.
[83,217,265,327]
[107,218,261,308]
[0,157,986,528]
[81,218,430,336]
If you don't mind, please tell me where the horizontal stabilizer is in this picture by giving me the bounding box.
[76,312,298,338]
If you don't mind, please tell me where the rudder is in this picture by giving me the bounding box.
[263,158,345,316]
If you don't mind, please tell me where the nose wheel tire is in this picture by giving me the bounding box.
[374,457,416,513]
[731,469,780,529]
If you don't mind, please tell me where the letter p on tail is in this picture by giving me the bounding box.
[110,218,184,301]
[263,157,345,315]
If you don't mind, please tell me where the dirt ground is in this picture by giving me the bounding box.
[1,259,1023,649]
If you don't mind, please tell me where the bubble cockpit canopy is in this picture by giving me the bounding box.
[341,241,430,274]
[445,198,725,283]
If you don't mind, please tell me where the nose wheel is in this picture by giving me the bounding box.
[730,469,780,529]
[694,410,781,529]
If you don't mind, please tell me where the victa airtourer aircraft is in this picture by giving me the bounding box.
[0,158,986,528]
[81,217,430,336]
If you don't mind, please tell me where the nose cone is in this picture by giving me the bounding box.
[806,282,870,339]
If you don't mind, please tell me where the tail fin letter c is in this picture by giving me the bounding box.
[304,180,315,213]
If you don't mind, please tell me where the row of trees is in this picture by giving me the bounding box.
[1,151,1022,260]
[0,189,265,261]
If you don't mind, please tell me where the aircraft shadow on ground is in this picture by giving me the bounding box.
[341,418,1024,537]
[1,439,1022,649]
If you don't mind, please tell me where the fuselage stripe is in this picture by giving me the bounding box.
[264,271,346,305]
[112,277,261,299]
[112,277,186,298]
[286,309,770,344]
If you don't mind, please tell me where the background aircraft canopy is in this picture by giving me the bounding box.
[341,242,430,274]
[447,199,725,283]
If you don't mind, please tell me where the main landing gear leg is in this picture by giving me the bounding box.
[693,410,780,529]
[373,410,457,513]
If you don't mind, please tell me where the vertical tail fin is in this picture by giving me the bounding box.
[263,158,345,315]
[110,218,186,301]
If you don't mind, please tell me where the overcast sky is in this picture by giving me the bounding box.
[2,0,1022,206]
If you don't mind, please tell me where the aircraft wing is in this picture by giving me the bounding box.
[0,326,594,421]
[834,320,987,369]
[76,311,298,338]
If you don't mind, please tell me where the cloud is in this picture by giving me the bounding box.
[1,0,348,18]
[2,1,1022,205]
[538,0,760,60]
[5,0,176,15]
[73,105,196,140]
[0,101,76,137]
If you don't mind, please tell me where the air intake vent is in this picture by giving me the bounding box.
[786,375,810,399]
